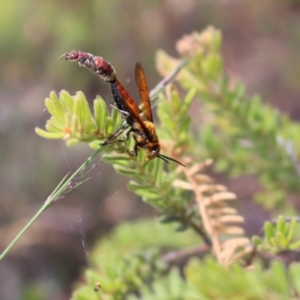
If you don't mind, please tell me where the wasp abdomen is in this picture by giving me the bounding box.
[92,56,116,83]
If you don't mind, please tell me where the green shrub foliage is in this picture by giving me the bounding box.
[36,27,300,299]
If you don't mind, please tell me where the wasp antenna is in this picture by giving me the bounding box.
[58,53,66,60]
[158,155,170,164]
[158,154,186,167]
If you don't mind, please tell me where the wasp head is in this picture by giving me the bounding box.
[58,51,92,62]
[145,144,160,161]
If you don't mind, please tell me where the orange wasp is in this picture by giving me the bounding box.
[59,51,185,167]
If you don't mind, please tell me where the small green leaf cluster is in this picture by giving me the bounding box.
[127,269,192,300]
[71,219,199,300]
[157,88,196,148]
[35,90,124,149]
[252,216,300,253]
[72,249,165,300]
[186,257,297,300]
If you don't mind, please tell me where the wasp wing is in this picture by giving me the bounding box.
[134,62,153,122]
[114,80,153,141]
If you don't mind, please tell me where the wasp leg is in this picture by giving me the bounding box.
[127,142,138,157]
[101,127,132,146]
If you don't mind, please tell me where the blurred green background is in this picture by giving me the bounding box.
[1,1,300,299]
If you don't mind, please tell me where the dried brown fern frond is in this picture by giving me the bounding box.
[173,159,252,266]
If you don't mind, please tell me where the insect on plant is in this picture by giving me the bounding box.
[59,51,186,167]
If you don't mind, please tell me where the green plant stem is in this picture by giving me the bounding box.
[0,203,48,259]
[189,219,211,246]
[150,58,189,101]
[0,147,103,260]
